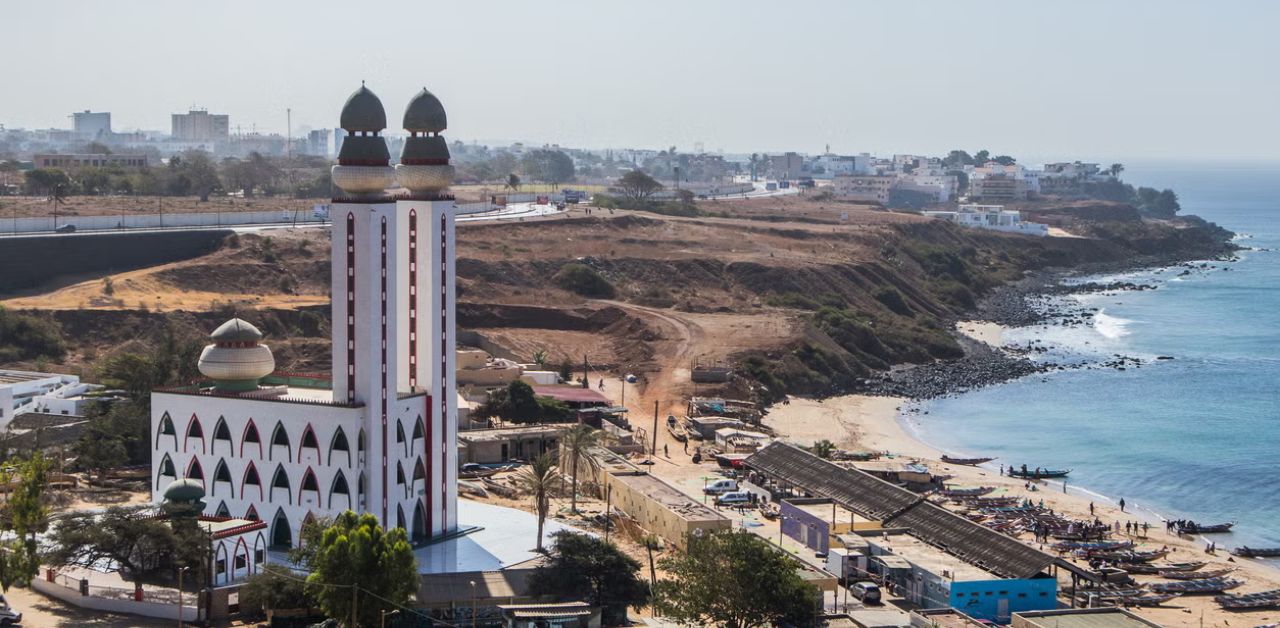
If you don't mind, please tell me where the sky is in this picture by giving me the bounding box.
[4,0,1279,162]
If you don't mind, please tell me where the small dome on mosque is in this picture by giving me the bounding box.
[163,478,206,503]
[339,84,388,132]
[209,318,263,343]
[402,87,447,133]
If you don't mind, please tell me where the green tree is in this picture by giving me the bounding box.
[560,424,601,513]
[0,306,66,362]
[0,454,50,591]
[505,173,521,191]
[44,505,178,599]
[83,142,112,155]
[240,565,317,615]
[514,454,561,552]
[617,170,663,200]
[992,155,1016,166]
[654,530,820,628]
[527,531,649,625]
[810,439,836,460]
[73,420,128,481]
[1155,188,1181,216]
[553,263,616,298]
[476,380,542,422]
[304,511,417,628]
[23,168,73,196]
[942,150,974,168]
[1109,163,1125,178]
[973,149,990,165]
[520,149,576,187]
[180,150,222,202]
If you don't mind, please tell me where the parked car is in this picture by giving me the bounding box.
[702,479,738,495]
[850,581,881,604]
[715,491,753,507]
[0,593,21,625]
[54,224,76,233]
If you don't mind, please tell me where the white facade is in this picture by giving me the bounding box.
[833,174,895,203]
[922,204,1048,237]
[0,370,101,428]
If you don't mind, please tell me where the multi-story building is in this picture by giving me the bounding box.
[172,109,231,141]
[969,173,1027,202]
[151,85,459,553]
[768,152,804,180]
[33,153,148,169]
[833,174,895,204]
[922,204,1048,236]
[72,110,111,139]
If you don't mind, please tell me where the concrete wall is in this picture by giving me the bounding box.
[33,577,199,622]
[600,471,730,550]
[0,230,228,294]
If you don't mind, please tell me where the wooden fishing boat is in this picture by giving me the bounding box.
[760,503,780,520]
[958,496,1022,508]
[1231,546,1280,558]
[1151,577,1243,594]
[1215,589,1280,610]
[1175,521,1235,534]
[1008,468,1071,479]
[1160,568,1235,581]
[1123,561,1205,575]
[941,455,995,466]
[941,486,996,498]
[666,416,689,442]
[1126,593,1180,607]
[1085,549,1170,563]
[1054,540,1134,552]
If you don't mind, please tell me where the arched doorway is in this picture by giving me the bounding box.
[271,508,292,549]
[412,501,428,542]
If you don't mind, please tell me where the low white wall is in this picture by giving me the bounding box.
[33,577,199,622]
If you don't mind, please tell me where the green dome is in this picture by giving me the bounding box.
[210,318,263,342]
[339,85,387,132]
[338,135,391,166]
[400,135,450,165]
[163,478,206,503]
[403,88,447,133]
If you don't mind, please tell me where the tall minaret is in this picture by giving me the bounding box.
[395,88,457,534]
[329,84,457,535]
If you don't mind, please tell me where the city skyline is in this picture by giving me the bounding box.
[4,1,1279,162]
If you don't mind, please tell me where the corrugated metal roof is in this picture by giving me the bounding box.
[745,442,1058,580]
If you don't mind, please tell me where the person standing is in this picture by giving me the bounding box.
[1119,498,1126,512]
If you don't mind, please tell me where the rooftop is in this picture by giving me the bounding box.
[608,471,728,523]
[1012,608,1162,628]
[868,533,996,582]
[531,385,611,405]
[0,369,69,385]
[458,424,570,443]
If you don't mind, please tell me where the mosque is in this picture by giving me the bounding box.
[150,85,567,589]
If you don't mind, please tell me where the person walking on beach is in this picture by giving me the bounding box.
[1089,502,1095,516]
[1119,498,1126,512]
[663,444,669,458]
[999,464,1003,476]
[683,440,688,454]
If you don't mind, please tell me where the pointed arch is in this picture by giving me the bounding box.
[357,428,366,463]
[270,464,291,505]
[396,505,406,531]
[156,412,178,449]
[412,415,425,443]
[330,469,351,510]
[269,421,291,461]
[357,471,367,509]
[185,457,205,488]
[245,504,260,521]
[298,423,320,463]
[396,461,407,497]
[215,541,230,584]
[412,500,428,542]
[212,458,234,497]
[212,416,233,455]
[241,418,262,458]
[214,500,231,518]
[270,508,292,549]
[253,531,267,570]
[233,536,251,580]
[299,467,320,505]
[184,413,205,454]
[241,461,262,500]
[396,420,407,456]
[156,453,177,490]
[329,426,351,466]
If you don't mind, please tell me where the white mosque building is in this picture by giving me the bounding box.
[151,84,460,552]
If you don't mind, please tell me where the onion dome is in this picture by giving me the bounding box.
[403,88,447,133]
[162,478,206,518]
[339,84,388,132]
[198,317,276,392]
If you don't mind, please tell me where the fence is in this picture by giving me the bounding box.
[34,569,198,622]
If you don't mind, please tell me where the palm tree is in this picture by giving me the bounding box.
[1109,163,1125,179]
[516,453,562,552]
[748,153,759,182]
[811,439,836,460]
[561,425,601,513]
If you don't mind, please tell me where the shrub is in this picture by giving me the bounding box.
[0,307,66,362]
[554,263,616,298]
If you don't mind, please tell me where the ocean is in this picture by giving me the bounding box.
[907,162,1280,551]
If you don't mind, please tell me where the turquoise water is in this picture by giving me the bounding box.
[909,162,1280,551]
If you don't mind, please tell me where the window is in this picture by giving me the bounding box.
[255,549,264,564]
[301,469,319,493]
[213,417,232,444]
[242,420,261,457]
[159,455,176,477]
[332,472,349,494]
[412,417,424,441]
[330,427,350,465]
[186,458,204,481]
[187,417,203,438]
[235,555,247,570]
[270,422,291,460]
[301,425,319,450]
[397,462,406,486]
[216,559,226,575]
[244,464,261,486]
[272,465,290,489]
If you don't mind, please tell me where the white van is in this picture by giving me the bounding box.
[716,491,753,507]
[703,479,739,495]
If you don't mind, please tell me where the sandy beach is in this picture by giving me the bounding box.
[760,391,1280,627]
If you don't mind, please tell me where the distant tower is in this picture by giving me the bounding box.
[329,84,458,534]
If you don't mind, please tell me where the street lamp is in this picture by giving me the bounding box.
[177,566,190,628]
[380,608,400,628]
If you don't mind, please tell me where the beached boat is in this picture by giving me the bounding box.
[1159,568,1235,581]
[666,416,688,442]
[1085,549,1170,563]
[1215,589,1280,610]
[1078,592,1180,608]
[941,455,995,466]
[1231,547,1280,558]
[941,486,996,498]
[1175,521,1235,534]
[1054,540,1134,552]
[760,503,780,520]
[1008,468,1071,479]
[959,496,1023,508]
[1123,561,1206,575]
[1151,577,1243,594]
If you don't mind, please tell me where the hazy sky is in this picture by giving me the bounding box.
[5,1,1278,161]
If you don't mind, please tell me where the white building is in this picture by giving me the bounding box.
[151,85,459,553]
[901,174,958,203]
[833,174,895,204]
[0,369,103,428]
[922,204,1048,237]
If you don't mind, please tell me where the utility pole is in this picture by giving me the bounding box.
[650,400,659,464]
[604,484,613,543]
[286,108,292,159]
[351,584,358,628]
[582,354,589,389]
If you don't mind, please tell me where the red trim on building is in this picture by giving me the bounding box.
[409,209,418,390]
[242,461,263,500]
[298,423,319,463]
[346,213,357,404]
[380,217,389,525]
[184,413,205,455]
[240,418,262,458]
[440,212,449,531]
